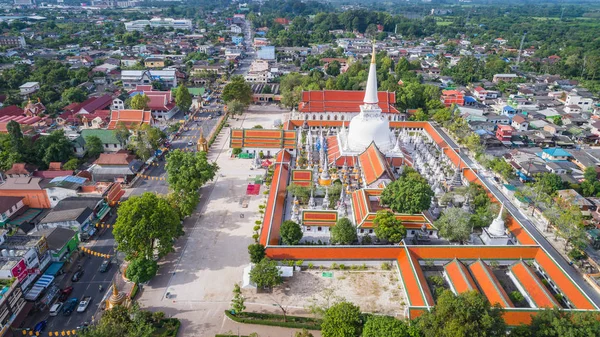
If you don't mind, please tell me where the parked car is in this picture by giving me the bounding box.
[58,286,73,302]
[187,141,193,146]
[99,260,110,273]
[49,303,63,317]
[77,296,92,313]
[72,270,84,282]
[63,298,78,316]
[34,320,47,333]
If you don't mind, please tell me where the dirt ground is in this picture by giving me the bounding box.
[243,269,408,318]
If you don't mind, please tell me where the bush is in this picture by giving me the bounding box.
[568,248,587,261]
[381,262,391,270]
[509,291,525,305]
[307,262,314,269]
[232,148,242,156]
[428,275,446,287]
[224,310,321,330]
[253,225,261,231]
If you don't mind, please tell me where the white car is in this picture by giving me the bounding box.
[49,302,63,316]
[77,296,91,313]
[187,141,193,146]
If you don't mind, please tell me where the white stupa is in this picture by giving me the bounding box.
[480,203,511,245]
[340,45,396,155]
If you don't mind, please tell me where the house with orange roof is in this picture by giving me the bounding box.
[441,89,465,107]
[89,153,143,183]
[107,110,154,130]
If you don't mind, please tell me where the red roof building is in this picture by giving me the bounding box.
[129,85,177,120]
[107,110,153,130]
[0,105,24,118]
[496,124,513,143]
[297,90,399,115]
[441,90,465,107]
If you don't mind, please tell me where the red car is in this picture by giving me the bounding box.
[58,286,73,302]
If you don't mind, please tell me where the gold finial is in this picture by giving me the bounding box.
[370,43,376,64]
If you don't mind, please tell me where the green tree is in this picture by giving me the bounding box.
[362,315,412,337]
[580,166,600,197]
[249,258,283,289]
[85,135,104,158]
[373,210,406,244]
[321,302,363,337]
[113,192,184,260]
[435,207,473,244]
[287,183,313,204]
[231,283,246,315]
[79,304,157,337]
[417,290,506,337]
[280,220,303,245]
[114,122,131,146]
[330,217,357,245]
[125,257,159,284]
[61,87,87,103]
[175,84,192,112]
[6,120,23,153]
[510,308,600,337]
[380,168,433,214]
[326,60,341,76]
[295,329,314,337]
[227,99,246,115]
[222,75,253,105]
[63,158,79,170]
[248,243,266,264]
[130,94,151,110]
[35,130,74,166]
[166,150,218,217]
[533,173,564,195]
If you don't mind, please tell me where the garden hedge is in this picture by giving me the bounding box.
[224,310,321,330]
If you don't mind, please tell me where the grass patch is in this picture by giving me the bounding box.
[129,283,139,299]
[224,310,322,330]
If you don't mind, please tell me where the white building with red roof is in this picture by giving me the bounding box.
[129,85,178,120]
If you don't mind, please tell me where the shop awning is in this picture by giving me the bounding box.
[24,275,54,301]
[44,262,64,276]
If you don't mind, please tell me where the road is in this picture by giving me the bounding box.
[432,125,600,307]
[232,19,255,76]
[23,213,121,333]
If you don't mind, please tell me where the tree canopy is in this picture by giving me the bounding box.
[380,168,433,214]
[510,309,600,337]
[435,207,473,244]
[248,243,266,264]
[330,217,358,245]
[280,220,303,245]
[175,84,193,112]
[362,315,413,337]
[129,94,150,110]
[113,192,184,261]
[125,257,159,284]
[321,301,363,337]
[373,210,406,244]
[84,135,104,158]
[249,258,283,289]
[417,290,506,337]
[222,75,253,105]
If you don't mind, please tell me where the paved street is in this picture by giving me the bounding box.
[433,125,600,307]
[22,214,121,334]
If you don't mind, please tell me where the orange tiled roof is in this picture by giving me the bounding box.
[108,110,153,129]
[509,261,559,308]
[298,90,399,114]
[94,153,134,166]
[291,169,312,187]
[230,129,297,149]
[358,142,395,186]
[301,210,338,227]
[444,259,478,294]
[469,260,514,308]
[260,150,291,246]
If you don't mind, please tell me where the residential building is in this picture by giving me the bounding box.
[38,227,78,262]
[230,24,242,34]
[3,164,35,178]
[144,57,165,68]
[492,74,519,83]
[0,177,51,209]
[42,176,87,208]
[565,93,594,112]
[441,90,464,107]
[80,129,124,153]
[19,82,40,96]
[540,148,572,162]
[556,189,593,215]
[0,276,26,336]
[0,36,26,48]
[89,153,142,183]
[120,57,138,67]
[121,69,177,89]
[38,197,103,238]
[232,35,243,45]
[496,125,513,143]
[511,114,529,131]
[129,85,178,120]
[124,18,193,32]
[257,46,275,60]
[0,197,25,227]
